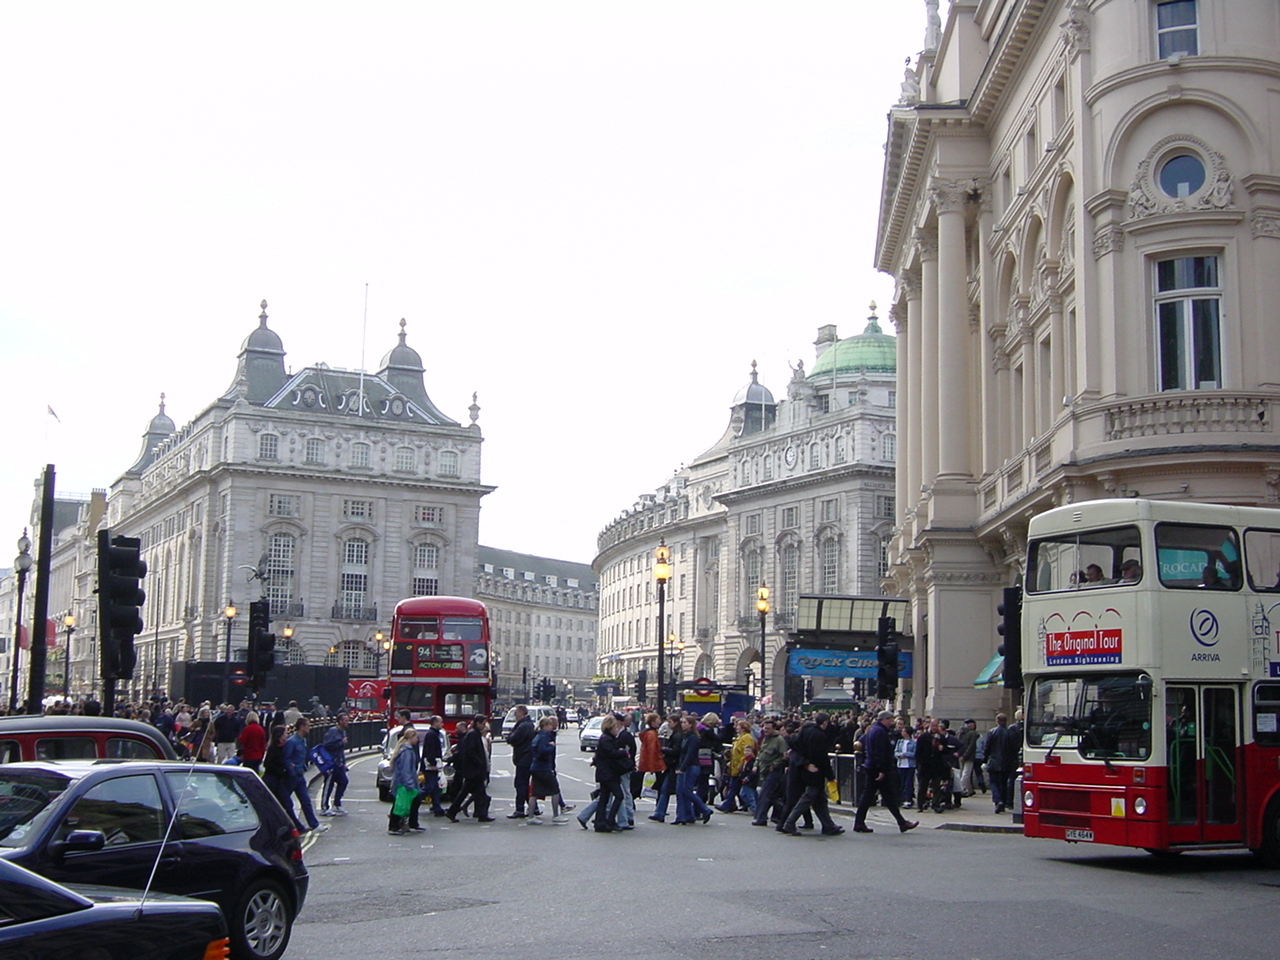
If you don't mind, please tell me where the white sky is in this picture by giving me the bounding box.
[0,1,925,565]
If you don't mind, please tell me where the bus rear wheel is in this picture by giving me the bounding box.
[1253,798,1280,868]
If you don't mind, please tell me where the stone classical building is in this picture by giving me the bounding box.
[876,1,1280,718]
[71,302,493,698]
[594,317,898,706]
[475,545,598,705]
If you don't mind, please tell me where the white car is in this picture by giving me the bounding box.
[579,715,605,752]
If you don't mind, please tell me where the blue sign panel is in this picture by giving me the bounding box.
[787,648,913,679]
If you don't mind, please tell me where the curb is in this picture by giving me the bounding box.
[936,821,1024,834]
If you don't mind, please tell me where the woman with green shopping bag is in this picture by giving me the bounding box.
[388,727,425,835]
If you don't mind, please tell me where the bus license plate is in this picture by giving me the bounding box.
[1065,829,1094,842]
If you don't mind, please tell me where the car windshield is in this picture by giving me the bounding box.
[1027,673,1153,760]
[0,772,73,846]
[584,718,603,731]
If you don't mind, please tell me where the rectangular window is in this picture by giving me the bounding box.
[1156,255,1221,391]
[1156,1,1198,58]
[414,505,442,525]
[440,451,460,476]
[351,442,371,468]
[395,447,415,472]
[304,437,325,464]
[412,576,439,596]
[744,514,761,536]
[821,499,839,522]
[343,499,373,520]
[809,445,821,469]
[887,389,896,409]
[413,543,439,569]
[816,394,831,414]
[876,494,896,519]
[781,506,798,529]
[268,493,299,518]
[258,434,279,460]
[882,434,897,463]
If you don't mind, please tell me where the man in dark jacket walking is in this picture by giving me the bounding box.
[446,714,494,822]
[853,711,919,834]
[984,713,1021,814]
[505,705,536,819]
[780,713,844,836]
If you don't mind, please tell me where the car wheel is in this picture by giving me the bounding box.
[231,877,293,960]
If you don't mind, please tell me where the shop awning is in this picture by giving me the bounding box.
[973,654,1004,688]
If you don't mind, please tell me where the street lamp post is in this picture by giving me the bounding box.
[756,580,770,704]
[222,605,237,704]
[223,604,238,661]
[653,539,670,713]
[9,531,33,713]
[62,614,75,698]
[372,631,390,678]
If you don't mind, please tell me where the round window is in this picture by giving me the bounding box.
[1158,153,1205,199]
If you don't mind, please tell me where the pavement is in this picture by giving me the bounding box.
[827,789,1024,835]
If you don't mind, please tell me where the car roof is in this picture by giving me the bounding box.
[0,759,248,779]
[0,715,177,757]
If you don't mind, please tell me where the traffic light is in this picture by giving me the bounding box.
[247,599,276,688]
[875,616,899,700]
[545,679,557,701]
[997,586,1023,690]
[97,530,147,680]
[635,668,647,703]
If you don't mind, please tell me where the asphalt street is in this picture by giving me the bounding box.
[285,729,1280,960]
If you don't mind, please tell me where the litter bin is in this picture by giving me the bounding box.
[832,753,861,804]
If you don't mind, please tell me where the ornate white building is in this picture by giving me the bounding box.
[594,317,898,707]
[475,545,598,705]
[876,1,1280,718]
[79,302,492,698]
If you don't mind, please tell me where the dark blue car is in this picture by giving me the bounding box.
[0,857,228,960]
[0,760,308,960]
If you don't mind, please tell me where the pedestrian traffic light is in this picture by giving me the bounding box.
[997,586,1023,690]
[97,529,147,680]
[876,616,899,700]
[246,599,276,688]
[635,668,647,703]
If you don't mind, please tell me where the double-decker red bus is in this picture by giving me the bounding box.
[1019,498,1280,863]
[387,596,492,732]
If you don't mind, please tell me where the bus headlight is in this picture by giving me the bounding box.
[1134,796,1147,815]
[1023,790,1034,809]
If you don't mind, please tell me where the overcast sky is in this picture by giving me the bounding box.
[0,1,925,565]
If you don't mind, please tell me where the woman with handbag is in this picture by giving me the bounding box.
[388,727,425,836]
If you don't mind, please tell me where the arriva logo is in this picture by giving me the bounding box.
[1190,608,1220,647]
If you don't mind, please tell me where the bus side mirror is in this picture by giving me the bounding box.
[1135,675,1152,701]
[382,688,391,700]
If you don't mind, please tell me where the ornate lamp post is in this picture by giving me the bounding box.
[62,614,75,698]
[223,604,238,661]
[9,530,34,713]
[756,580,770,704]
[372,630,390,677]
[653,539,671,713]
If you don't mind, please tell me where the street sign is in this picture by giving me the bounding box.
[692,677,714,697]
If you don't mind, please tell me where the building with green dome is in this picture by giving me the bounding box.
[594,311,899,709]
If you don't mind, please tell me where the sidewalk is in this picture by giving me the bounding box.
[830,794,1024,835]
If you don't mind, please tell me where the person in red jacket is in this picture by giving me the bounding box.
[237,709,268,773]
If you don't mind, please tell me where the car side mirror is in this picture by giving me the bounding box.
[50,829,106,859]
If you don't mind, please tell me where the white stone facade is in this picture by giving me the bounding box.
[594,321,898,707]
[876,1,1280,719]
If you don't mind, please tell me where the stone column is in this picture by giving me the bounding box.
[916,232,939,491]
[891,296,910,522]
[901,273,923,512]
[932,180,972,479]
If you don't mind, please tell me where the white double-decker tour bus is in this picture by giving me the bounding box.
[1020,498,1280,862]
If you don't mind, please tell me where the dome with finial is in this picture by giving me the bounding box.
[808,302,896,379]
[126,393,177,476]
[732,361,775,406]
[379,317,424,372]
[240,299,284,354]
[148,392,176,436]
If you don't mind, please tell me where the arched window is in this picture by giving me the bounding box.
[264,532,297,618]
[440,450,460,476]
[338,538,370,618]
[819,538,840,593]
[351,442,371,468]
[413,541,441,596]
[781,544,800,619]
[395,446,415,472]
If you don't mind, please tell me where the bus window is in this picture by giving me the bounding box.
[442,691,486,718]
[441,618,483,642]
[1155,523,1241,590]
[1254,684,1280,747]
[390,642,415,672]
[393,684,434,709]
[1244,529,1280,592]
[1027,673,1152,759]
[398,617,438,640]
[1026,525,1141,593]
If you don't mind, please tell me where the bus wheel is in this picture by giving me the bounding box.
[1254,798,1280,868]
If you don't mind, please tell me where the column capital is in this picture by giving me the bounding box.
[898,272,922,301]
[914,230,938,262]
[929,177,978,215]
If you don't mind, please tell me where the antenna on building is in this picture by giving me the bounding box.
[358,282,368,418]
